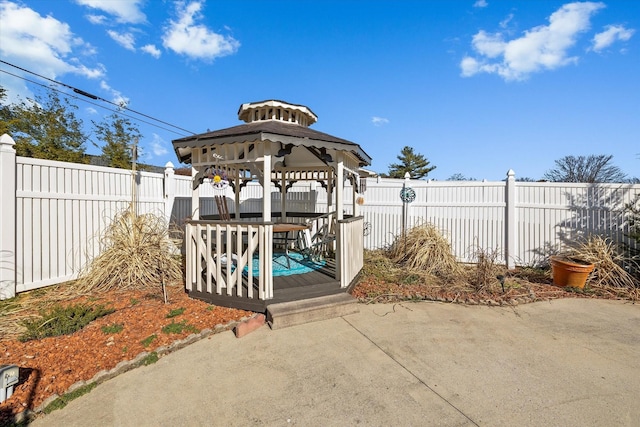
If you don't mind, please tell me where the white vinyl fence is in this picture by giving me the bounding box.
[359,173,639,268]
[1,134,638,299]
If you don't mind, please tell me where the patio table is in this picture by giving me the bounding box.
[272,223,309,268]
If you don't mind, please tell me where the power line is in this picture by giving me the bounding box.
[0,68,190,137]
[0,59,196,135]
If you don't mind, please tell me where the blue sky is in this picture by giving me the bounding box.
[1,0,638,180]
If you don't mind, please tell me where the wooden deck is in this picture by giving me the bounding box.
[186,257,349,312]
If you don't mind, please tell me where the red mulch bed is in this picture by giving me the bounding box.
[0,286,251,424]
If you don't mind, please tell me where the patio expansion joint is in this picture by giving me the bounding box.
[340,315,480,427]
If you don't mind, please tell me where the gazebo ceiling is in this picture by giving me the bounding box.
[172,101,372,167]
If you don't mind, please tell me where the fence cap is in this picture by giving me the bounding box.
[0,133,16,147]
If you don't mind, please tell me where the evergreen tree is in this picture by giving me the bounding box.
[0,87,17,136]
[92,113,142,169]
[386,146,436,179]
[8,87,88,163]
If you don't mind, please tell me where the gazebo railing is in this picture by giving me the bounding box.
[185,213,362,304]
[337,216,364,287]
[185,221,274,301]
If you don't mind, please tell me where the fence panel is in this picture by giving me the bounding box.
[515,182,639,266]
[15,158,167,293]
[3,144,638,297]
[360,179,507,263]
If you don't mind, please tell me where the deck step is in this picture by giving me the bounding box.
[266,293,359,330]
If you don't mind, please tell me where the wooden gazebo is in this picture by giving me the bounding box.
[172,100,372,312]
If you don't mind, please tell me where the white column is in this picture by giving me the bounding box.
[280,172,286,222]
[505,169,517,269]
[353,175,359,217]
[191,166,200,220]
[0,134,16,300]
[163,162,175,224]
[336,157,344,220]
[263,149,272,222]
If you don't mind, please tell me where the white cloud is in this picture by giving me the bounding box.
[74,0,146,24]
[473,0,488,8]
[107,30,136,50]
[86,14,106,25]
[150,133,169,156]
[461,1,605,81]
[162,1,240,61]
[499,13,514,29]
[471,30,506,58]
[0,1,105,87]
[141,44,162,58]
[100,80,129,107]
[372,116,389,126]
[592,25,635,52]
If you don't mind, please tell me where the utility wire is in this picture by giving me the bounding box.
[0,68,190,137]
[0,59,196,135]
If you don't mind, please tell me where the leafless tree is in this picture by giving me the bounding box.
[543,155,627,183]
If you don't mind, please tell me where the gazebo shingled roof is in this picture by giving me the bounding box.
[173,120,371,166]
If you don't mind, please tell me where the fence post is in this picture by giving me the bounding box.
[164,162,175,223]
[0,134,16,300]
[505,169,517,269]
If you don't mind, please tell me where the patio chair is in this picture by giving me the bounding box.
[300,212,336,261]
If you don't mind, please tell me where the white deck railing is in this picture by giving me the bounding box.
[185,212,341,302]
[337,216,364,288]
[185,221,274,301]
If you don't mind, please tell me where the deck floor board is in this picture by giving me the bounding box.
[187,257,343,312]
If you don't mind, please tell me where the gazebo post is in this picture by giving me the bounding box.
[336,156,344,221]
[191,167,200,220]
[233,172,240,219]
[352,175,359,217]
[280,169,286,222]
[263,150,272,222]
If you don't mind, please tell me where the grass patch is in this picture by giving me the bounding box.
[19,303,114,342]
[43,382,97,414]
[166,307,185,318]
[140,334,157,347]
[130,298,140,306]
[141,351,159,365]
[161,320,199,335]
[101,323,124,334]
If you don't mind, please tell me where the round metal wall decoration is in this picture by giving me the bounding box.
[400,187,416,203]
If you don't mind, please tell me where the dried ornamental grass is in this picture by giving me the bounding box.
[74,208,183,294]
[569,235,639,298]
[386,222,461,278]
[467,247,504,292]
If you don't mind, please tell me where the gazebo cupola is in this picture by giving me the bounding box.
[238,100,318,127]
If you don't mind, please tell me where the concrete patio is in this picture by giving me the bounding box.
[31,298,640,426]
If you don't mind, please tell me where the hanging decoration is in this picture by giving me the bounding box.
[209,168,229,190]
[400,186,416,203]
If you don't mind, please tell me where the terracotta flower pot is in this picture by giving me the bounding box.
[550,256,595,289]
